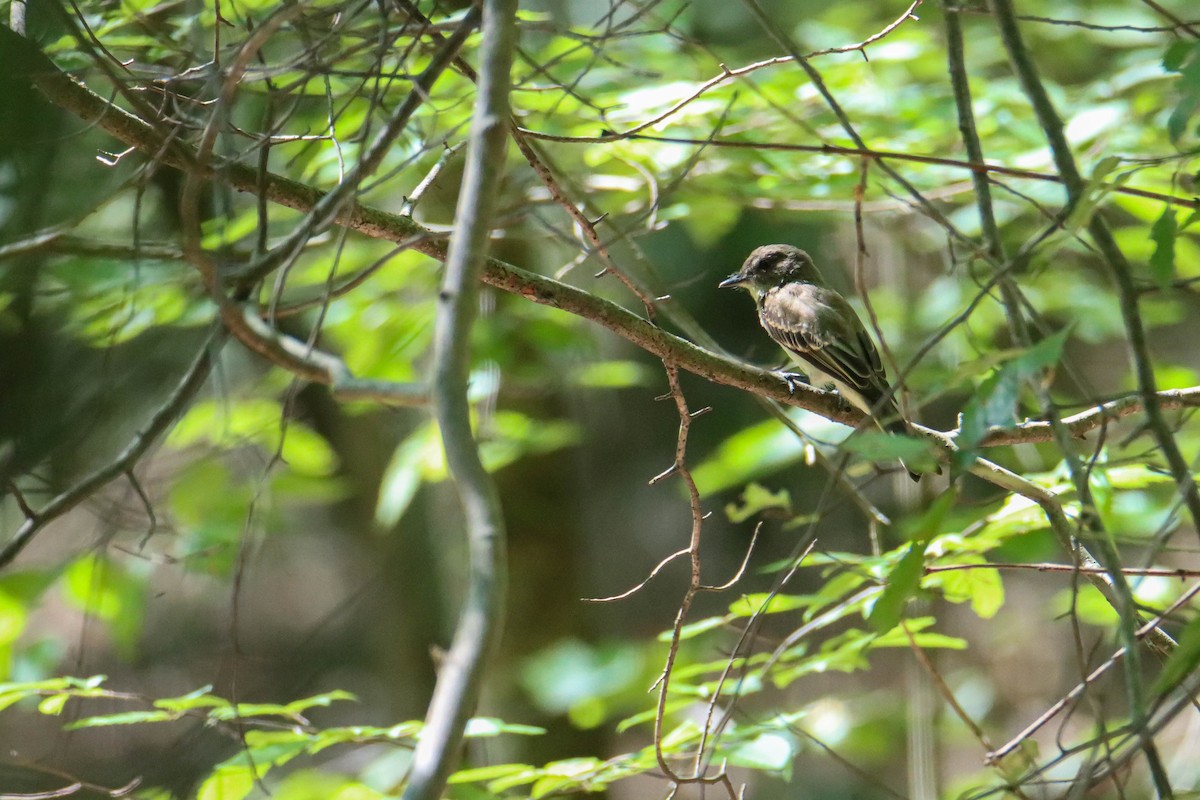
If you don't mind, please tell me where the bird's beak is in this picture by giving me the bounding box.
[718,273,746,289]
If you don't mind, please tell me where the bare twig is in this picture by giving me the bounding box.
[701,523,762,592]
[650,360,722,787]
[235,5,482,287]
[986,578,1200,765]
[953,5,1200,35]
[583,547,690,602]
[1138,0,1200,39]
[516,132,1200,212]
[927,562,1200,579]
[571,0,923,141]
[902,621,995,751]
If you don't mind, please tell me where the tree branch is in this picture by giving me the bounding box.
[989,2,1179,794]
[515,132,1200,212]
[0,328,225,569]
[11,23,1200,465]
[401,1,516,797]
[989,0,1200,542]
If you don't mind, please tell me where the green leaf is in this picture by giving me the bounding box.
[221,730,308,768]
[898,486,958,542]
[1090,155,1122,182]
[1052,584,1118,627]
[0,570,58,605]
[270,770,387,800]
[168,398,337,476]
[449,764,537,785]
[531,776,573,798]
[693,419,806,494]
[480,411,581,474]
[954,367,1019,471]
[198,765,256,800]
[1166,43,1200,142]
[1149,206,1178,288]
[1153,615,1200,696]
[520,639,644,725]
[994,740,1041,784]
[1169,97,1200,142]
[728,593,810,617]
[931,557,1005,619]
[726,731,795,773]
[463,717,546,737]
[528,757,602,798]
[670,615,728,640]
[0,591,27,647]
[840,430,937,470]
[954,328,1070,471]
[154,686,223,712]
[1163,41,1196,72]
[724,482,791,523]
[376,422,439,529]
[616,698,691,733]
[61,556,144,657]
[284,690,357,714]
[866,541,928,633]
[37,693,70,716]
[571,360,655,389]
[67,710,177,729]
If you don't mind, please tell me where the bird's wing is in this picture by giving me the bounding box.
[759,283,901,422]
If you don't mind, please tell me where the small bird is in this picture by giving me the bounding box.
[719,244,920,480]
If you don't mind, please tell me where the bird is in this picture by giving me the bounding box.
[719,243,920,481]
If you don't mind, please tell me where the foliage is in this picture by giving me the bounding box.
[2,0,1200,798]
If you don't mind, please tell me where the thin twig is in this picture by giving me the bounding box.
[926,562,1200,579]
[515,132,1200,212]
[650,360,711,785]
[986,578,1200,765]
[583,547,690,602]
[0,328,225,569]
[700,523,762,592]
[573,0,922,141]
[902,621,995,750]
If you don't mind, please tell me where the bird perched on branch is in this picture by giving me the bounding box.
[719,243,920,481]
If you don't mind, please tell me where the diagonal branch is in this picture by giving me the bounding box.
[0,327,225,569]
[11,24,1200,469]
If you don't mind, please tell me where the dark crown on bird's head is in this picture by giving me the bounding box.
[721,244,821,291]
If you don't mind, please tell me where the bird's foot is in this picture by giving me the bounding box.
[774,370,809,394]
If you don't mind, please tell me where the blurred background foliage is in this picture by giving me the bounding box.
[1,0,1200,797]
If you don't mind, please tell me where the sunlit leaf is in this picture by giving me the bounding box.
[197,765,256,800]
[929,557,1005,619]
[724,482,791,523]
[725,731,795,773]
[866,541,928,633]
[1148,206,1178,288]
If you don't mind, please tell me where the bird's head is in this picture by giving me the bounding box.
[718,244,821,293]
